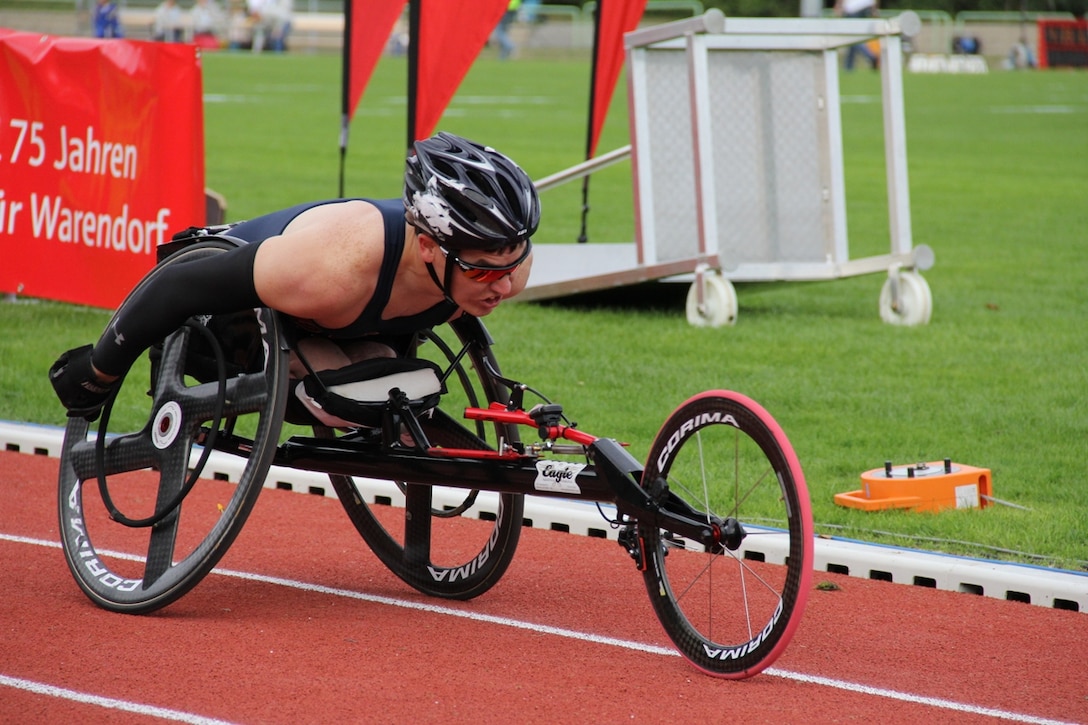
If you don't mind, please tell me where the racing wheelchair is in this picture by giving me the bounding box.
[57,237,814,679]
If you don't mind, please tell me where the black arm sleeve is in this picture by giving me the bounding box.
[91,241,264,376]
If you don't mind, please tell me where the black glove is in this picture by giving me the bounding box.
[48,345,117,421]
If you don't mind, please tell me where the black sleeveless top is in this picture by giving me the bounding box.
[228,198,457,339]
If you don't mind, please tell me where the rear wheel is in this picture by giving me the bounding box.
[326,317,524,600]
[57,241,289,613]
[639,390,813,678]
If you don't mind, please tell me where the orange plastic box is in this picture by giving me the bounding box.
[835,460,992,513]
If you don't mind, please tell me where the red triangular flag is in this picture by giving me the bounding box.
[345,0,408,121]
[589,0,647,157]
[413,0,511,140]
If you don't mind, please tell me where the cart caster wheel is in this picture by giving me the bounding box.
[879,270,932,326]
[686,273,737,327]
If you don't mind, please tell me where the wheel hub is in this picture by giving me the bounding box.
[152,400,183,449]
[717,517,746,551]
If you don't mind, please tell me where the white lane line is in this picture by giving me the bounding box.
[1,532,1076,725]
[217,564,681,656]
[767,670,1074,725]
[0,674,236,725]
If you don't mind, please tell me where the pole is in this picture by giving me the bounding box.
[578,0,603,244]
[407,0,421,150]
[338,0,354,197]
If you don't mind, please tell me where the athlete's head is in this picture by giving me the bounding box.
[404,131,540,252]
[405,132,539,312]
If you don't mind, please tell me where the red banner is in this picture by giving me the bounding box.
[0,30,204,309]
[1037,19,1088,68]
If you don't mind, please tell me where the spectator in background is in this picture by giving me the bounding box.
[247,0,292,52]
[92,0,123,38]
[227,0,252,50]
[151,0,185,41]
[520,0,540,23]
[191,0,226,48]
[834,0,879,71]
[494,0,521,61]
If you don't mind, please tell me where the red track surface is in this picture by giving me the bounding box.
[2,449,1085,724]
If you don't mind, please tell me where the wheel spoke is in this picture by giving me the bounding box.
[68,433,157,480]
[144,511,182,586]
[403,483,434,568]
[140,435,195,585]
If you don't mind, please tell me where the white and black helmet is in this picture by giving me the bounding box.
[404,132,540,251]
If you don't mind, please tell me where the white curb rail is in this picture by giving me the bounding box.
[3,420,1084,613]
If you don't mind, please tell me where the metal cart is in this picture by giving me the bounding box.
[523,9,934,327]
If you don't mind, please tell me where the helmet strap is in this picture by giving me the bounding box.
[425,260,457,306]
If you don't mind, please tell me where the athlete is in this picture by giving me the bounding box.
[49,131,539,422]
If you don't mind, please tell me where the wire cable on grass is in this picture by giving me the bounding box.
[813,522,1088,572]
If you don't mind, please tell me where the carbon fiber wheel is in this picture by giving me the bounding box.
[57,241,289,613]
[639,391,813,678]
[326,317,524,600]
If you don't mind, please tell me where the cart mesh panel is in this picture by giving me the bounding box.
[637,48,837,267]
[643,49,699,263]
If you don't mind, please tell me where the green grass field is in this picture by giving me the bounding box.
[2,51,1085,570]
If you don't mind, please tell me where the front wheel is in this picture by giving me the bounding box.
[639,391,813,678]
